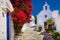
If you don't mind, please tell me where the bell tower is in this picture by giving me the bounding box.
[43,2,50,10]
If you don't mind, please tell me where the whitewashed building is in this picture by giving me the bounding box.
[52,10,60,33]
[0,0,14,40]
[29,15,35,27]
[37,2,60,33]
[37,2,52,31]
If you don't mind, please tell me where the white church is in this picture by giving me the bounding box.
[37,2,60,33]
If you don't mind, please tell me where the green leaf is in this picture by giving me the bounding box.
[46,19,52,24]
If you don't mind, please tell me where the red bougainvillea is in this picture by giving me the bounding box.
[10,0,32,32]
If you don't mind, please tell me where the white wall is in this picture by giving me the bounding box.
[55,17,60,33]
[0,13,7,40]
[52,10,60,33]
[37,10,52,31]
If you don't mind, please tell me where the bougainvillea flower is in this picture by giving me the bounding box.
[12,17,17,22]
[16,1,19,6]
[27,20,31,23]
[17,20,23,24]
[10,11,15,15]
[10,0,32,31]
[20,23,24,26]
[16,10,27,20]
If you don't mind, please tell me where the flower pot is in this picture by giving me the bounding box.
[54,38,60,40]
[37,30,41,32]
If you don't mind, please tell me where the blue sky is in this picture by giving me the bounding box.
[32,0,60,16]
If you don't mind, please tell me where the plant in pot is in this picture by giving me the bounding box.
[38,26,42,32]
[52,32,60,40]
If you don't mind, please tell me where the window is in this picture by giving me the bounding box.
[45,6,47,10]
[45,15,47,18]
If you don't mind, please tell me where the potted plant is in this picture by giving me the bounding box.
[38,26,42,32]
[52,32,60,40]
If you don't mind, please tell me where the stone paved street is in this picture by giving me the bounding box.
[16,27,43,40]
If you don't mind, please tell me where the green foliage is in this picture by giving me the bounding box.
[34,16,37,24]
[13,22,22,30]
[53,32,59,38]
[38,26,42,31]
[49,27,53,31]
[49,26,56,31]
[57,36,60,38]
[52,26,56,30]
[46,19,52,24]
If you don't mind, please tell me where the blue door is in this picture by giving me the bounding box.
[7,13,9,40]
